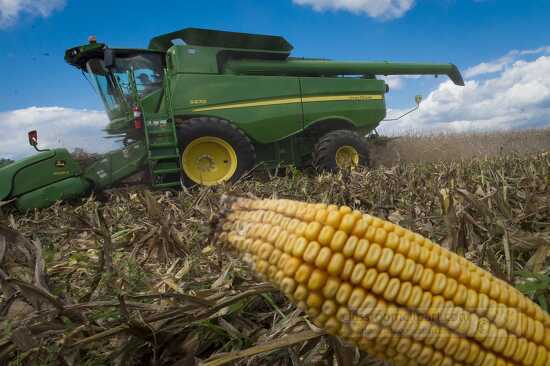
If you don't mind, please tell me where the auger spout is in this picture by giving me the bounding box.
[224,59,464,86]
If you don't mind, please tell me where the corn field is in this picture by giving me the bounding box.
[0,149,549,365]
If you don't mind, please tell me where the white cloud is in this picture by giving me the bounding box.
[0,107,119,160]
[380,51,550,134]
[464,46,550,78]
[381,75,404,90]
[0,0,65,28]
[380,75,420,91]
[293,0,414,19]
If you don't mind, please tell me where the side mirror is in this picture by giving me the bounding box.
[28,130,38,147]
[28,130,49,152]
[415,95,423,106]
[104,48,115,68]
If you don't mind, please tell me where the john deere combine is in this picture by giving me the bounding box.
[0,28,464,210]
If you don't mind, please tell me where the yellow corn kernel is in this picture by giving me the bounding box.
[400,258,416,281]
[335,283,353,304]
[322,299,338,315]
[411,263,424,284]
[283,257,301,276]
[407,242,421,261]
[342,235,358,257]
[361,268,378,289]
[396,237,411,256]
[318,225,335,245]
[330,230,348,252]
[430,273,447,295]
[389,253,406,277]
[304,221,322,241]
[293,284,309,301]
[357,293,377,318]
[324,316,341,335]
[377,247,394,272]
[453,284,468,306]
[303,241,321,263]
[322,276,341,299]
[326,210,343,228]
[381,276,400,303]
[348,287,366,313]
[315,247,332,269]
[513,338,528,363]
[396,281,412,305]
[256,259,269,274]
[417,246,431,265]
[280,277,297,296]
[533,345,547,366]
[283,234,297,254]
[419,268,435,290]
[363,322,381,340]
[340,258,355,281]
[364,226,376,242]
[294,263,313,284]
[353,238,370,261]
[370,299,388,325]
[339,214,358,234]
[314,208,328,223]
[306,291,324,309]
[365,243,382,267]
[372,272,390,295]
[351,218,369,237]
[336,306,351,323]
[406,285,424,309]
[350,263,367,285]
[327,252,345,276]
[291,237,308,258]
[308,269,327,291]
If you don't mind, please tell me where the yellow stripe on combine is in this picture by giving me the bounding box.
[302,94,384,103]
[191,94,384,112]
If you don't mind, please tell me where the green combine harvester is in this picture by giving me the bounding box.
[0,28,464,211]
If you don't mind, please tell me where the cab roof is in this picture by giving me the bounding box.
[65,43,161,69]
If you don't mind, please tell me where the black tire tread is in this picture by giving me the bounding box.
[313,129,369,171]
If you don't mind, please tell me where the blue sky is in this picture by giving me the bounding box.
[1,0,550,158]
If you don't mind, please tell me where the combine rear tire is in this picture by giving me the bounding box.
[313,129,369,171]
[177,117,255,187]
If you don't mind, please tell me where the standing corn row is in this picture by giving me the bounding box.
[216,197,550,366]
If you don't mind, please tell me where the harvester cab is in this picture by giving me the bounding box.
[65,38,166,135]
[0,27,464,211]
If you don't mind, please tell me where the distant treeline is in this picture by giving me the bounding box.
[0,158,13,168]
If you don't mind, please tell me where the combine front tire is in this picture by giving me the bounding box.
[313,129,369,171]
[177,117,255,186]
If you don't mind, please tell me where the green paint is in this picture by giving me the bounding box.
[0,149,81,200]
[15,177,91,211]
[83,141,148,189]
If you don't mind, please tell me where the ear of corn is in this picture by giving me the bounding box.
[218,197,550,366]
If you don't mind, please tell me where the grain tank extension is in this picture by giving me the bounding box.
[0,28,464,210]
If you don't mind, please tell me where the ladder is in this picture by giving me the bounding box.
[143,114,181,188]
[130,67,181,189]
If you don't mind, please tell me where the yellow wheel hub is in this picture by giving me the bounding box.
[182,136,238,186]
[335,145,359,169]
